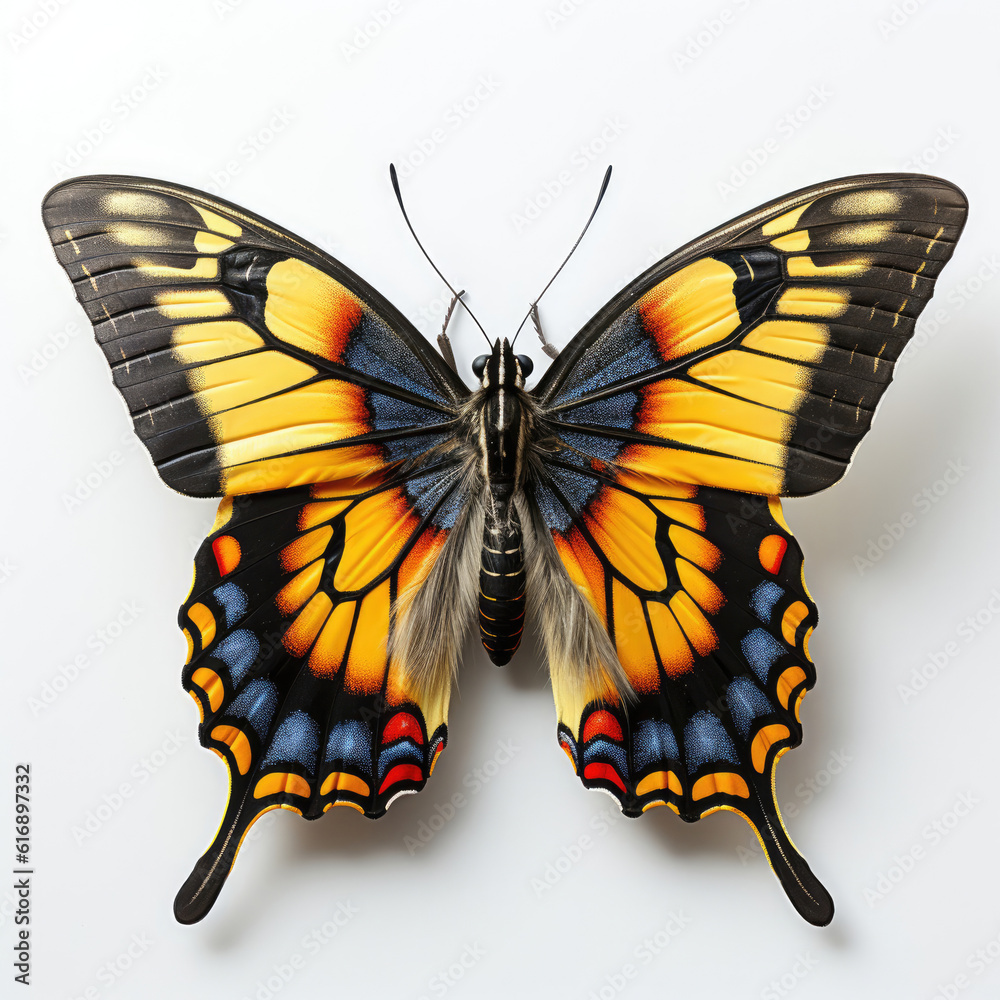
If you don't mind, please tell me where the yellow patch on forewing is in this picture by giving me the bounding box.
[620,443,784,495]
[134,256,220,280]
[770,230,809,252]
[172,320,266,365]
[828,189,901,216]
[741,320,828,363]
[637,258,742,360]
[688,350,812,412]
[223,446,383,495]
[154,288,233,318]
[638,379,792,466]
[194,230,236,253]
[211,381,369,469]
[186,351,318,415]
[191,204,243,238]
[100,191,173,217]
[785,256,870,279]
[264,258,363,360]
[775,286,850,318]
[105,222,176,247]
[828,220,895,246]
[760,201,813,236]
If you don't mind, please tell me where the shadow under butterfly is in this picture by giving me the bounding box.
[41,165,967,926]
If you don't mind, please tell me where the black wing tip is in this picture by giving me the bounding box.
[173,856,226,925]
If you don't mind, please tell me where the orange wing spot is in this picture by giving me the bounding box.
[692,772,749,800]
[276,559,325,615]
[299,499,351,530]
[187,602,216,649]
[335,489,418,592]
[750,724,791,773]
[611,579,659,693]
[802,625,814,660]
[343,579,390,694]
[651,498,706,531]
[211,724,253,775]
[636,770,682,797]
[283,591,334,657]
[581,709,623,743]
[582,488,666,591]
[675,558,725,614]
[636,257,742,362]
[190,667,224,713]
[253,772,312,799]
[559,742,578,771]
[397,527,446,599]
[553,528,608,627]
[668,524,721,572]
[758,534,788,574]
[325,800,365,814]
[429,743,445,776]
[378,763,423,795]
[776,666,808,709]
[182,628,194,665]
[793,689,806,722]
[583,762,627,794]
[781,601,809,645]
[264,257,364,363]
[307,600,355,677]
[320,771,371,797]
[212,535,241,575]
[646,600,695,678]
[280,525,333,573]
[668,591,717,656]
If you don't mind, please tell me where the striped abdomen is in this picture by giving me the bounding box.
[479,488,525,666]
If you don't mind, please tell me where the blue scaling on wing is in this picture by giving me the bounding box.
[632,719,680,771]
[367,391,449,431]
[749,581,784,625]
[726,677,775,739]
[345,312,450,404]
[741,628,787,683]
[227,679,279,740]
[262,710,320,772]
[213,582,248,628]
[684,711,739,770]
[543,464,601,520]
[403,467,464,526]
[376,740,423,779]
[557,390,639,431]
[325,720,373,775]
[582,737,629,776]
[212,629,259,684]
[556,428,623,465]
[382,431,454,464]
[552,312,661,402]
[532,480,574,532]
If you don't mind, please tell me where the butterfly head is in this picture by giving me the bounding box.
[472,338,533,390]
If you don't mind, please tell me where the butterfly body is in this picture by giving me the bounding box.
[42,171,967,926]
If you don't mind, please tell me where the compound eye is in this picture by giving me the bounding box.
[516,354,534,377]
[472,355,488,378]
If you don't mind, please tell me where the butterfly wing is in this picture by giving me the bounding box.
[42,176,479,922]
[526,174,967,924]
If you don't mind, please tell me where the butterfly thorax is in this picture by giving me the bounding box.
[472,339,534,665]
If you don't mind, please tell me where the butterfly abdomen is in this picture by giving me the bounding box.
[479,484,525,665]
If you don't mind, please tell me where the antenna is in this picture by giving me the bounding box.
[511,165,612,350]
[389,164,492,347]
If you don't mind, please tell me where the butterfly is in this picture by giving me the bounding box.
[42,170,967,926]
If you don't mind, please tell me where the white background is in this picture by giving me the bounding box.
[2,1,1000,997]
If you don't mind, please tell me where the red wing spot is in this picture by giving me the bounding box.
[381,712,424,745]
[212,535,241,576]
[583,762,627,794]
[758,534,788,575]
[582,710,623,743]
[379,763,424,795]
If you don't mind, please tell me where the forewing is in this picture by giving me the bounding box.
[42,175,468,496]
[536,174,967,496]
[175,459,477,923]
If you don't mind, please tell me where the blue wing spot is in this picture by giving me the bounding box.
[227,679,278,740]
[684,712,739,770]
[212,629,259,685]
[741,628,787,683]
[582,737,629,776]
[556,313,660,401]
[557,429,622,464]
[726,677,775,738]
[262,710,320,773]
[749,581,784,624]
[633,719,680,771]
[558,391,638,431]
[213,582,248,628]
[368,392,447,432]
[532,481,573,532]
[546,465,600,516]
[377,739,424,779]
[325,720,373,775]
